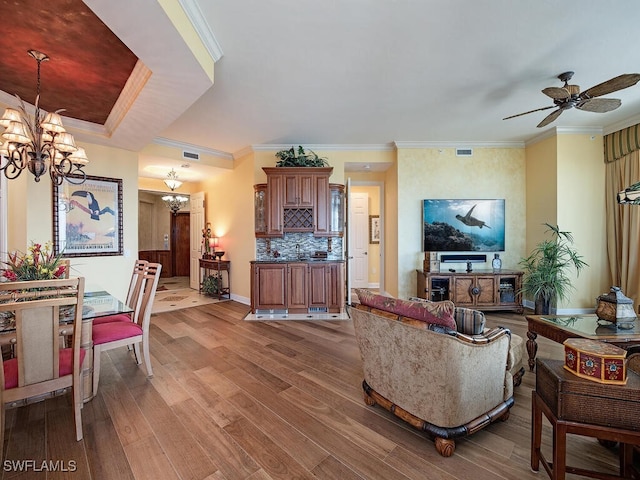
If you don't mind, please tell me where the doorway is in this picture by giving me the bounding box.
[171,212,190,276]
[348,182,383,295]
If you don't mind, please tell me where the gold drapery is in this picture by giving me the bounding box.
[605,145,640,306]
[604,123,640,164]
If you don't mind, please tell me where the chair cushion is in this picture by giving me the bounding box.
[92,321,143,345]
[453,307,486,335]
[3,348,87,390]
[92,313,133,326]
[355,289,456,330]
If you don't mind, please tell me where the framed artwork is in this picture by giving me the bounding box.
[52,174,123,257]
[369,215,380,244]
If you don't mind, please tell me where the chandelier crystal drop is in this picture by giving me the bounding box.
[162,169,188,215]
[0,50,89,185]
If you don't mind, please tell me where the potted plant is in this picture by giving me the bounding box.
[519,223,588,314]
[201,273,221,296]
[275,146,329,167]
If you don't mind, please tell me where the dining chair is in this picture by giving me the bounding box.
[92,259,148,326]
[0,277,86,449]
[91,262,161,396]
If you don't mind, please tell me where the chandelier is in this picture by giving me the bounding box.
[162,169,189,215]
[0,50,89,185]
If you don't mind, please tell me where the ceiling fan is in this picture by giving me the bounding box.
[503,71,640,128]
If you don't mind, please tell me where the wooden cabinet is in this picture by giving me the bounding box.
[329,183,345,237]
[252,263,287,311]
[138,250,172,277]
[251,261,345,313]
[287,263,308,310]
[416,269,523,313]
[258,167,335,237]
[284,173,314,206]
[254,184,267,236]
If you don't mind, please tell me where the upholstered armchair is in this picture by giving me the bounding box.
[350,291,519,457]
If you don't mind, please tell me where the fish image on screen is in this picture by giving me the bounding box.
[422,199,505,252]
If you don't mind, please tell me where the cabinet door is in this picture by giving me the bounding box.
[283,174,314,207]
[313,174,330,236]
[452,276,475,306]
[327,263,344,311]
[308,264,328,308]
[283,175,300,206]
[287,263,308,309]
[475,276,497,306]
[266,175,283,235]
[252,264,287,311]
[254,184,267,237]
[329,184,345,236]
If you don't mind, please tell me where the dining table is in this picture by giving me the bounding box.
[0,289,133,403]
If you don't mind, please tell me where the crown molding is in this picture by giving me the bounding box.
[394,140,525,149]
[525,126,603,147]
[604,113,640,136]
[251,143,395,152]
[178,0,224,61]
[153,137,233,160]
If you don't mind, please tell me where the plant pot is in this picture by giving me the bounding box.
[535,295,551,315]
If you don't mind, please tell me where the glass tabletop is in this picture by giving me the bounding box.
[0,290,133,333]
[538,314,640,339]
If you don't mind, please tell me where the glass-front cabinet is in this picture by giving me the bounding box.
[254,184,267,236]
[329,183,344,236]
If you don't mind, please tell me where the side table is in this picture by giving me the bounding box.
[532,359,640,480]
[199,258,230,300]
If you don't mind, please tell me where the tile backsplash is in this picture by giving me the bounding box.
[256,233,343,261]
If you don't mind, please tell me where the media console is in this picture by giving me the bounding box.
[416,269,524,313]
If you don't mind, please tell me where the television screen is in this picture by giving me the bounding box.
[423,199,505,252]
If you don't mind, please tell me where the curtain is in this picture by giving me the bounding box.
[605,149,640,306]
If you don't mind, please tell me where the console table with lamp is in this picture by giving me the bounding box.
[199,236,230,299]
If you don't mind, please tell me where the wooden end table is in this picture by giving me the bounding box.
[526,314,640,371]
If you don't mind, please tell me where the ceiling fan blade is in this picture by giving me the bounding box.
[503,105,555,120]
[542,87,570,100]
[577,97,622,113]
[536,109,563,128]
[581,73,640,98]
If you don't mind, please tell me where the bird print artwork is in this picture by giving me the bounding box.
[455,204,491,229]
[70,190,116,220]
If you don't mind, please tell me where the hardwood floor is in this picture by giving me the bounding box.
[0,302,627,479]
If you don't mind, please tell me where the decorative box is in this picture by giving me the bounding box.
[563,338,627,385]
[595,286,637,326]
[536,359,640,430]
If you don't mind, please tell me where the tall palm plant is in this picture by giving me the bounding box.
[519,224,588,314]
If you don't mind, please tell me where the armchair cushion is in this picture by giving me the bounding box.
[356,289,456,330]
[3,348,87,390]
[452,307,486,335]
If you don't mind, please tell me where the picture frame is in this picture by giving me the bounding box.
[369,215,380,244]
[52,174,123,257]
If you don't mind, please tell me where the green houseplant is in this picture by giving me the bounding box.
[519,224,588,314]
[202,273,221,296]
[275,146,329,167]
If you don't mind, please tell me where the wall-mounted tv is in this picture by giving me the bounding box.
[423,199,505,252]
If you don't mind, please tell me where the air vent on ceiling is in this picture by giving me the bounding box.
[182,150,200,161]
[456,148,473,157]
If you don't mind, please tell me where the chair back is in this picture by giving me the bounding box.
[0,277,85,396]
[135,262,162,331]
[125,260,149,319]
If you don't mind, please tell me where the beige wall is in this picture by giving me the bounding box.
[7,142,139,302]
[395,147,527,300]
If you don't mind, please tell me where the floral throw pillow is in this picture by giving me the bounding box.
[355,289,456,330]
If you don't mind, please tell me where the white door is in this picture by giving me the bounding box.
[349,192,369,288]
[189,192,205,290]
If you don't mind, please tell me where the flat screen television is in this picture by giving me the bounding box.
[423,199,505,252]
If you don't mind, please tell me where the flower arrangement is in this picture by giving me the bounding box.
[1,241,67,281]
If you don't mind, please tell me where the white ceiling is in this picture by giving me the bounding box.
[24,1,640,181]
